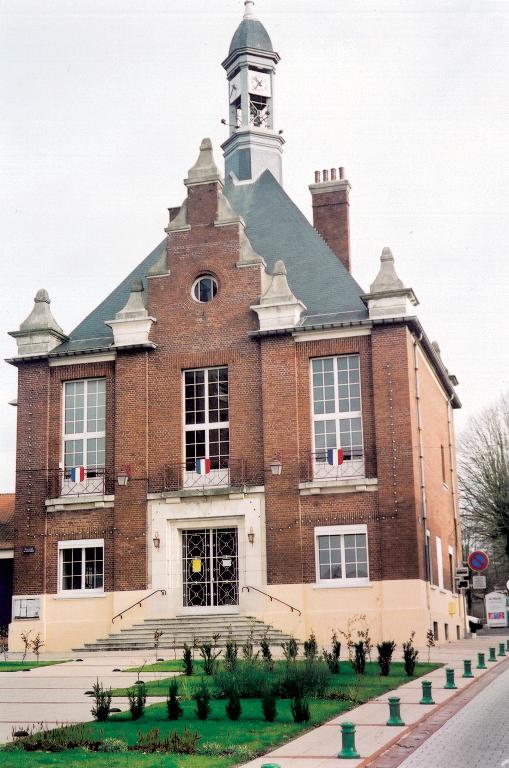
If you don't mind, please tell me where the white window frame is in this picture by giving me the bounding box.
[448,544,455,593]
[61,378,106,495]
[314,524,369,588]
[58,539,104,596]
[436,536,444,589]
[425,529,433,584]
[183,366,229,488]
[310,355,364,480]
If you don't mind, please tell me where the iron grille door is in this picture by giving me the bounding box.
[182,527,238,608]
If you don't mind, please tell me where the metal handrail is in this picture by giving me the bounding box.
[241,585,302,616]
[112,589,167,623]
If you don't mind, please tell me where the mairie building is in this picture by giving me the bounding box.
[7,2,464,652]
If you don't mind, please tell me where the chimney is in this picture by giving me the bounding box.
[309,167,351,272]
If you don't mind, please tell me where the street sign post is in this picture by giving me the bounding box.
[467,550,490,572]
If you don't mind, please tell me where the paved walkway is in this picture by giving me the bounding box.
[0,635,507,766]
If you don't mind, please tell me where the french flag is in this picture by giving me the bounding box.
[69,466,85,482]
[326,448,344,467]
[195,458,211,475]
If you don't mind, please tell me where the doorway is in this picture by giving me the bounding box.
[182,527,238,608]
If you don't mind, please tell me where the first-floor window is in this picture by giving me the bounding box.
[184,366,229,471]
[314,525,369,586]
[58,539,104,594]
[63,378,106,476]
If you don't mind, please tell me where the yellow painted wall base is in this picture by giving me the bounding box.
[9,580,464,652]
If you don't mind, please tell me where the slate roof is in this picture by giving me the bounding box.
[50,171,367,356]
[229,18,273,54]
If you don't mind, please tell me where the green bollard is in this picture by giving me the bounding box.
[419,680,435,705]
[476,652,487,670]
[338,722,360,759]
[488,647,497,662]
[498,643,506,657]
[506,639,509,652]
[261,765,282,768]
[462,659,473,678]
[386,696,405,726]
[444,667,457,689]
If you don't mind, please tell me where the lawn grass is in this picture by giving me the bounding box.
[2,660,440,768]
[0,660,68,672]
[123,659,204,674]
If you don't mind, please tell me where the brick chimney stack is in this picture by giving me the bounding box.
[309,167,351,272]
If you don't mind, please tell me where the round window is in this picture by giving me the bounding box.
[192,275,218,303]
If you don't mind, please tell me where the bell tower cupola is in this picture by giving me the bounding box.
[221,1,284,184]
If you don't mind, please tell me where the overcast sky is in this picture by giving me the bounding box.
[1,0,508,492]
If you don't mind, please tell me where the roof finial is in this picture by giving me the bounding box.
[244,1,256,19]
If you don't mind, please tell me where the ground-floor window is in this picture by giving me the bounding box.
[314,524,369,586]
[182,527,238,608]
[58,539,104,595]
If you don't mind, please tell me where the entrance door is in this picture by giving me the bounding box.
[182,528,238,608]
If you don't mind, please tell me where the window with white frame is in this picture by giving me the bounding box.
[311,355,363,476]
[58,540,104,594]
[425,529,433,583]
[314,525,369,586]
[436,536,444,589]
[63,379,105,476]
[184,367,229,471]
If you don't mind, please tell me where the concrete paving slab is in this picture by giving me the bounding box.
[330,702,427,727]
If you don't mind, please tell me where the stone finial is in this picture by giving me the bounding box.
[105,280,155,347]
[9,289,68,357]
[251,260,306,331]
[361,247,418,320]
[185,138,223,187]
[369,247,404,294]
[165,199,190,233]
[244,0,256,18]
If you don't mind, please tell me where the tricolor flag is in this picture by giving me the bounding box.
[69,466,85,482]
[195,458,211,475]
[326,448,344,467]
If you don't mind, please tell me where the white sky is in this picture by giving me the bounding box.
[1,0,508,491]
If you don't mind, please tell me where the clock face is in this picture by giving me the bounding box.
[229,73,241,103]
[248,70,271,97]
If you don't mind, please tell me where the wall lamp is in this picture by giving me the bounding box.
[247,526,255,545]
[269,455,283,476]
[117,468,130,486]
[152,532,161,549]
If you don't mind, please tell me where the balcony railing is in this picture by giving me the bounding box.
[149,458,264,494]
[301,450,365,484]
[47,468,113,498]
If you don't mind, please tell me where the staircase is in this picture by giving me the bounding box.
[73,615,295,653]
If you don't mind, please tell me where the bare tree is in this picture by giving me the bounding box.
[458,395,509,583]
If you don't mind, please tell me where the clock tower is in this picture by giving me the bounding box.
[221,1,284,183]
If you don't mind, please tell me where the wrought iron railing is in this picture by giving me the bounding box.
[148,458,264,494]
[241,585,302,616]
[112,589,167,623]
[47,468,114,499]
[300,450,365,484]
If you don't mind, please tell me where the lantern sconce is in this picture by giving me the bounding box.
[117,466,131,486]
[153,532,161,549]
[247,526,255,546]
[269,454,283,476]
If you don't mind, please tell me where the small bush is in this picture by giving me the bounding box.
[260,635,273,668]
[242,627,259,661]
[281,637,299,661]
[261,683,277,722]
[8,723,98,752]
[194,680,211,720]
[291,694,310,723]
[214,660,268,699]
[377,640,396,676]
[132,727,198,754]
[127,684,146,720]
[403,631,419,676]
[275,659,330,698]
[322,630,341,674]
[197,743,256,760]
[97,738,128,753]
[225,685,242,721]
[200,642,222,675]
[352,641,366,674]
[183,643,193,676]
[303,631,318,660]
[224,633,238,671]
[167,678,183,720]
[91,679,112,722]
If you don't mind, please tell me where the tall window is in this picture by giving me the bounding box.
[436,536,444,589]
[425,529,433,583]
[63,379,105,474]
[314,525,369,586]
[58,540,104,594]
[311,355,363,477]
[184,367,229,471]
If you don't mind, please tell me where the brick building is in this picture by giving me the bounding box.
[7,2,463,651]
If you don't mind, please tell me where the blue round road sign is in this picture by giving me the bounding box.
[467,550,489,572]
